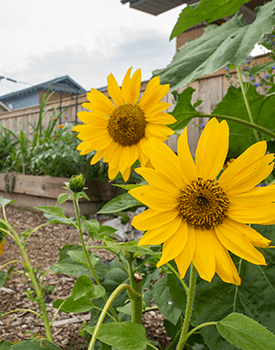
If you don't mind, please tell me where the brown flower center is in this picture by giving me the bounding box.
[178,178,229,230]
[107,104,146,146]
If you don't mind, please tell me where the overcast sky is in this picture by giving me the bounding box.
[0,0,187,96]
[0,0,266,97]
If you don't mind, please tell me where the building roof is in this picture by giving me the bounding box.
[121,0,190,15]
[0,75,87,101]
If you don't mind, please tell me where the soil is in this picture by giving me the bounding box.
[0,206,171,349]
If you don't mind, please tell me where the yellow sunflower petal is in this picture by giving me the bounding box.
[108,163,120,180]
[121,67,132,104]
[193,229,216,282]
[129,68,141,105]
[141,138,185,189]
[145,102,171,116]
[227,205,275,225]
[107,73,124,107]
[129,186,179,211]
[206,230,241,285]
[174,225,196,279]
[230,221,271,248]
[132,208,179,231]
[121,166,132,182]
[218,141,270,190]
[139,76,161,109]
[156,225,188,266]
[145,112,176,125]
[220,154,274,195]
[178,128,197,183]
[138,215,182,246]
[90,150,105,165]
[135,167,180,196]
[215,219,267,265]
[87,89,115,115]
[145,123,174,139]
[195,118,229,180]
[137,139,150,167]
[82,103,111,116]
[119,146,132,174]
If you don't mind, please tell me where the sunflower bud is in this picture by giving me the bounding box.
[69,174,85,193]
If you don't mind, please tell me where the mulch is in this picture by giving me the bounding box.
[0,206,170,349]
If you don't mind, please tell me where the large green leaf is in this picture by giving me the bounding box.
[0,341,12,350]
[170,0,250,40]
[152,275,184,325]
[154,1,275,90]
[10,340,62,350]
[102,238,158,257]
[50,245,97,278]
[53,295,94,313]
[72,276,105,301]
[97,193,142,214]
[0,197,15,208]
[192,224,275,350]
[170,87,202,133]
[217,312,275,350]
[85,322,148,350]
[213,85,275,157]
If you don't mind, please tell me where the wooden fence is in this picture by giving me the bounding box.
[0,55,270,155]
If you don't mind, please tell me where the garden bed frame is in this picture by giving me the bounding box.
[0,173,115,216]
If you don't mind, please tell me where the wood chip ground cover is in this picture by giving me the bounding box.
[0,206,170,349]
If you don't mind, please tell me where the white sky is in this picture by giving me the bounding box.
[0,0,186,96]
[0,0,266,97]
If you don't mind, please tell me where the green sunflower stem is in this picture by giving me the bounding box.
[87,283,140,350]
[72,193,119,322]
[176,263,197,350]
[127,255,143,323]
[236,66,260,142]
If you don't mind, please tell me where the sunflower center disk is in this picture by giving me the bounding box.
[178,178,229,230]
[107,104,146,147]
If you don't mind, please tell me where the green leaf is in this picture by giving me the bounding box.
[95,225,117,240]
[213,85,275,157]
[72,276,105,300]
[170,87,202,133]
[152,275,182,325]
[103,238,158,257]
[85,322,148,350]
[53,295,94,313]
[0,341,12,350]
[43,213,77,227]
[0,271,6,288]
[217,312,275,350]
[112,184,143,190]
[67,249,97,269]
[117,301,132,316]
[0,197,15,208]
[82,217,100,239]
[155,2,275,90]
[10,339,62,350]
[170,0,250,40]
[56,193,71,206]
[248,61,275,75]
[193,224,275,350]
[50,245,95,278]
[97,193,142,214]
[35,206,64,216]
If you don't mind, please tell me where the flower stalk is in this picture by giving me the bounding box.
[176,263,197,350]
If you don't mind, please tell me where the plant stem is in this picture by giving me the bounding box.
[236,66,260,142]
[127,254,143,324]
[184,321,217,340]
[176,264,197,350]
[11,226,53,342]
[87,283,139,350]
[72,194,119,322]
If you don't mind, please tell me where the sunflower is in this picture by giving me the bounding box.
[129,118,275,285]
[0,239,5,257]
[73,68,176,181]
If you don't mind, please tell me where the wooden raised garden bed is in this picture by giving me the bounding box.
[0,173,117,216]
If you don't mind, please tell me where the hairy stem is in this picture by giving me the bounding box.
[176,264,197,350]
